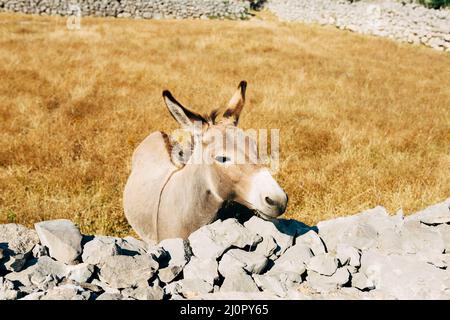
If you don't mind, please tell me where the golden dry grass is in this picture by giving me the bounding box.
[0,12,449,237]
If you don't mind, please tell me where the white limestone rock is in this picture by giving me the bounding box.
[121,285,164,300]
[220,269,260,293]
[183,256,219,285]
[98,255,159,289]
[35,219,83,265]
[351,272,375,291]
[405,199,450,225]
[306,267,350,293]
[5,256,68,290]
[306,253,338,276]
[244,216,293,256]
[0,224,39,272]
[253,272,303,297]
[81,236,122,265]
[268,243,312,275]
[218,249,268,275]
[360,248,450,299]
[295,230,326,256]
[189,218,262,259]
[67,263,94,283]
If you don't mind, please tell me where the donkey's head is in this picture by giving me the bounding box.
[162,81,288,219]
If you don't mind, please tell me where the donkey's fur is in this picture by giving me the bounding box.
[123,81,288,243]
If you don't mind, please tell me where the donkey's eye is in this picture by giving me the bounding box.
[215,156,231,164]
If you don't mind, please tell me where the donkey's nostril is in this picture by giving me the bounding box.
[265,194,288,215]
[265,196,276,206]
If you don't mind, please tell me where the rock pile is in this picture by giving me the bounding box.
[1,199,449,300]
[0,0,250,20]
[267,0,450,51]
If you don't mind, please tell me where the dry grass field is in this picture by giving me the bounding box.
[0,12,449,237]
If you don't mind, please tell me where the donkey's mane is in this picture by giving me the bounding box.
[204,108,220,125]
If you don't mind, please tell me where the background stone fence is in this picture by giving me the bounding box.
[267,0,450,51]
[0,0,251,20]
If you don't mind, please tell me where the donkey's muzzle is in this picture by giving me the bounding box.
[264,192,288,215]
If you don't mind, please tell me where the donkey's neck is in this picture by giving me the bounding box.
[181,163,224,216]
[157,162,224,239]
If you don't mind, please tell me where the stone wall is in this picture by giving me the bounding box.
[1,199,449,300]
[0,0,251,20]
[267,0,450,51]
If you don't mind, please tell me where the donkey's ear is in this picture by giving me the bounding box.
[163,90,207,128]
[222,81,247,126]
